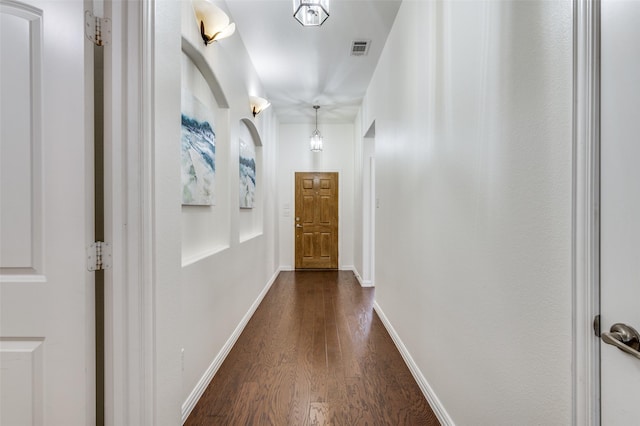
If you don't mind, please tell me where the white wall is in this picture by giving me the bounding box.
[277,123,355,270]
[150,1,280,423]
[362,0,573,424]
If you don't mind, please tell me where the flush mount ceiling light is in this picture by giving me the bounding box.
[310,105,323,152]
[249,96,271,117]
[293,0,329,27]
[193,0,236,45]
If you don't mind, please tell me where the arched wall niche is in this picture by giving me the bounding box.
[239,118,263,146]
[238,118,264,242]
[181,36,229,108]
[180,36,231,265]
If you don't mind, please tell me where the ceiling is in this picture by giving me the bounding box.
[225,0,402,123]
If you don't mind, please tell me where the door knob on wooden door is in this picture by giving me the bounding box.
[602,323,640,360]
[296,224,302,228]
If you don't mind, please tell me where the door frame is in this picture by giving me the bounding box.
[572,0,600,424]
[105,1,185,423]
[105,0,605,424]
[361,121,376,287]
[103,0,155,424]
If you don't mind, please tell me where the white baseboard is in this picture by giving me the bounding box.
[354,273,373,287]
[345,266,374,287]
[359,278,373,287]
[181,268,282,423]
[373,301,455,426]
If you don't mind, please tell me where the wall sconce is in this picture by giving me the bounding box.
[249,96,271,117]
[293,0,330,27]
[193,0,236,45]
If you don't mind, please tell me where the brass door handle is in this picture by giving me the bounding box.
[602,323,640,360]
[296,224,302,228]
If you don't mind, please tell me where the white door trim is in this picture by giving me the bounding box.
[572,0,600,425]
[104,0,155,424]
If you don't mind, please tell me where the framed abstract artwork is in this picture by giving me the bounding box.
[181,91,216,205]
[239,138,256,209]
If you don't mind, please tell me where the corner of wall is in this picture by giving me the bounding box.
[181,269,282,423]
[373,302,454,425]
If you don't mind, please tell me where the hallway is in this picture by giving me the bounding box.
[0,0,582,422]
[185,271,439,425]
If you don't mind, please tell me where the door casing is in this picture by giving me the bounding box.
[573,0,600,425]
[102,0,155,424]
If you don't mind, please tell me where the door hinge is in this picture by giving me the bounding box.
[87,242,112,271]
[85,11,111,46]
[593,314,601,337]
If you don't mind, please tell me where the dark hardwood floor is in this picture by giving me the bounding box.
[185,270,440,426]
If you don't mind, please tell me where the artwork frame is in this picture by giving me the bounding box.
[239,138,256,209]
[181,91,216,206]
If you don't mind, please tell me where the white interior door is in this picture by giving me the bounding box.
[0,0,95,424]
[600,0,640,423]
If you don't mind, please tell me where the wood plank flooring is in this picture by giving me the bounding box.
[185,270,440,426]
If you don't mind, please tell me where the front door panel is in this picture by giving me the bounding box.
[295,172,338,269]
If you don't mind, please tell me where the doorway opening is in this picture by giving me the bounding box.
[361,121,376,286]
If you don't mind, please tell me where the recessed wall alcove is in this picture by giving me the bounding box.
[238,118,264,243]
[180,37,231,266]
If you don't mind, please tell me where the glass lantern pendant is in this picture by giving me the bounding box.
[310,105,323,152]
[293,0,329,27]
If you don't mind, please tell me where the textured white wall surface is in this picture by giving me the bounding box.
[362,0,573,424]
[277,123,356,270]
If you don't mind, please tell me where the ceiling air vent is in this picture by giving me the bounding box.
[350,40,370,56]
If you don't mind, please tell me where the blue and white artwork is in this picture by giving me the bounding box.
[239,139,256,209]
[181,91,216,205]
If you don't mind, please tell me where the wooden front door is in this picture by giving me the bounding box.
[295,172,338,269]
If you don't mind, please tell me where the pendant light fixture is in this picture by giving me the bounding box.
[293,0,329,27]
[310,105,323,152]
